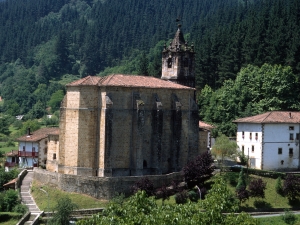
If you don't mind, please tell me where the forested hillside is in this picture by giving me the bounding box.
[0,0,299,136]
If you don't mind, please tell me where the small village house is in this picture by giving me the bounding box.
[4,150,19,172]
[234,111,300,171]
[16,127,59,169]
[199,121,215,153]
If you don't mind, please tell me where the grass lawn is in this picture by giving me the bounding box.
[31,180,108,211]
[0,142,18,154]
[0,212,23,225]
[258,213,300,225]
[222,172,300,210]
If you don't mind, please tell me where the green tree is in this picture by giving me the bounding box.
[0,116,11,135]
[211,134,238,168]
[17,119,41,136]
[47,90,64,113]
[3,189,19,212]
[49,196,78,225]
[236,167,247,190]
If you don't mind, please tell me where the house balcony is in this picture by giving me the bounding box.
[18,151,38,157]
[4,162,18,167]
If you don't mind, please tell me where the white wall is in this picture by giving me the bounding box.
[236,123,262,169]
[263,124,300,170]
[237,122,300,171]
[18,141,39,167]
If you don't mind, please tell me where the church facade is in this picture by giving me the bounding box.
[47,25,200,177]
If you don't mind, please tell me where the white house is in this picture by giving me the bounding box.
[4,150,19,172]
[16,127,59,168]
[234,111,300,171]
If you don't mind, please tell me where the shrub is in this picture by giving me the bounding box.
[275,176,283,195]
[283,174,300,201]
[282,209,297,225]
[236,167,247,190]
[248,178,266,199]
[131,177,154,196]
[236,186,249,204]
[188,190,199,202]
[3,189,19,211]
[49,196,78,225]
[175,190,188,204]
[155,184,171,204]
[13,204,28,214]
[183,151,214,187]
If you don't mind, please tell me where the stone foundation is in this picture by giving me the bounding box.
[33,168,183,200]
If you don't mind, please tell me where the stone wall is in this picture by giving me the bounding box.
[33,168,183,200]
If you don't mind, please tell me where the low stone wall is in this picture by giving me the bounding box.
[33,168,183,200]
[16,169,28,189]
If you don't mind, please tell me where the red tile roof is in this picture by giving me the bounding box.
[233,111,300,124]
[16,127,59,142]
[199,121,214,130]
[66,74,194,90]
[4,150,18,157]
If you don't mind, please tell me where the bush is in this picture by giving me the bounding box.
[49,196,78,225]
[3,189,19,212]
[13,204,28,214]
[131,177,154,196]
[248,178,266,199]
[282,209,297,225]
[175,190,188,204]
[275,177,283,195]
[283,174,300,201]
[236,186,249,204]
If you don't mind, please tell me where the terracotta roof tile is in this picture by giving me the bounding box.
[199,121,214,130]
[4,150,18,157]
[233,111,300,124]
[66,74,194,90]
[3,178,17,187]
[16,127,59,142]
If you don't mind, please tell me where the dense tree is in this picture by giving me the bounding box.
[283,174,300,201]
[0,116,10,135]
[248,178,267,199]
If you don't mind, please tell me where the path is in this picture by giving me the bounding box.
[20,170,41,224]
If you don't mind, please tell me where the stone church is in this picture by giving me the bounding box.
[47,25,200,177]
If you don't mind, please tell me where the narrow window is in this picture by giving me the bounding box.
[255,133,258,140]
[44,160,47,165]
[32,147,35,152]
[45,140,47,144]
[289,126,294,130]
[143,160,147,168]
[289,148,293,156]
[23,146,25,151]
[296,133,299,140]
[290,133,294,140]
[184,58,188,67]
[278,148,282,154]
[250,133,252,140]
[251,145,254,152]
[242,131,245,139]
[53,153,56,160]
[167,58,172,68]
[242,145,244,154]
[281,160,284,165]
[44,148,47,154]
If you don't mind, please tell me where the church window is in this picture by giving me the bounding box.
[184,58,188,67]
[167,58,172,68]
[53,153,56,160]
[143,160,147,168]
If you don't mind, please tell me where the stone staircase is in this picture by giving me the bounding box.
[20,170,41,224]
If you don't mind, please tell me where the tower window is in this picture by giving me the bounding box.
[184,58,188,67]
[167,58,172,68]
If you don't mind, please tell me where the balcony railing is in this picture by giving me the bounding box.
[4,162,18,167]
[18,151,38,157]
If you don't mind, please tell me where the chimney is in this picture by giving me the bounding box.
[289,112,292,119]
[27,128,31,135]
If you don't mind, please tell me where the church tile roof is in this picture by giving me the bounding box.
[233,111,300,124]
[199,121,214,130]
[16,127,59,142]
[67,74,195,90]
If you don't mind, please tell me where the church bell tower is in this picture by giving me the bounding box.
[161,24,195,88]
